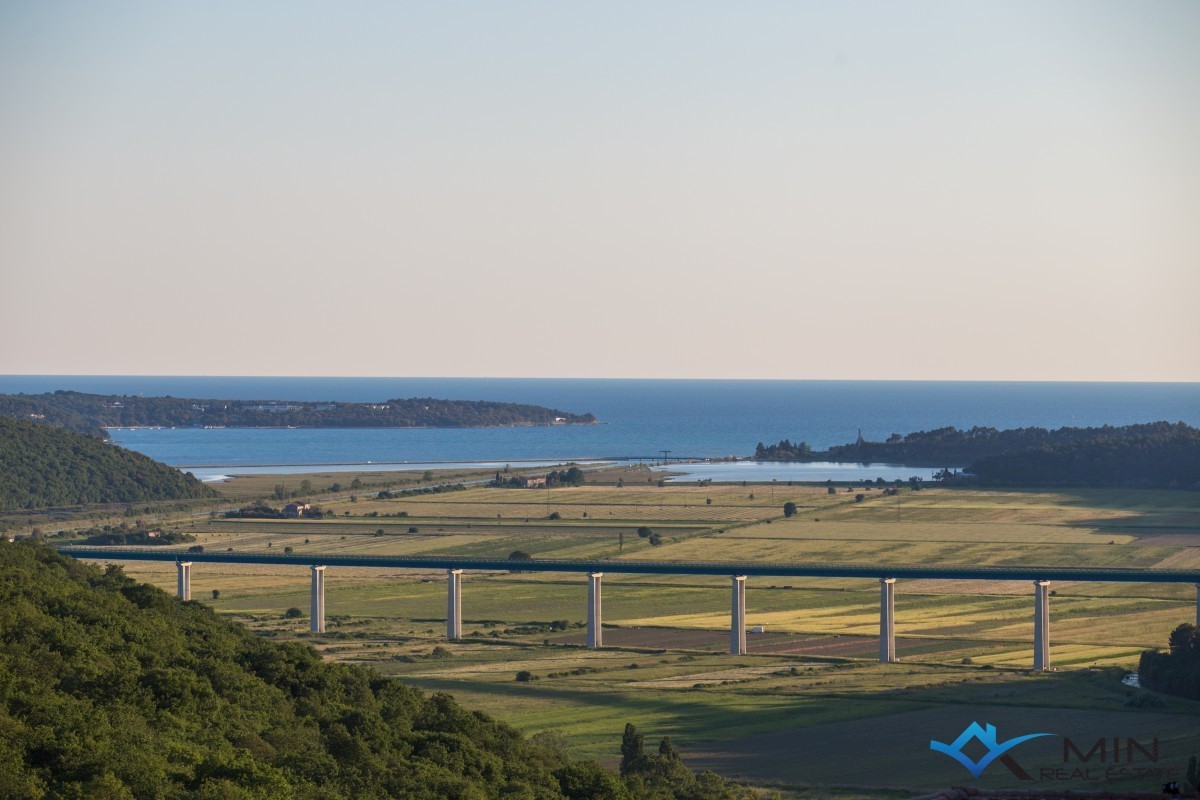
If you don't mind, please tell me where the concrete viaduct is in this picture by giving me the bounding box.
[58,548,1200,671]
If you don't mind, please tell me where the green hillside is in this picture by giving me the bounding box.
[0,543,748,799]
[0,418,216,510]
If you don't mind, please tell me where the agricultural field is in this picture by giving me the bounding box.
[97,474,1200,796]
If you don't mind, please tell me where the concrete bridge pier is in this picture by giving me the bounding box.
[587,572,603,647]
[879,578,896,662]
[447,569,463,640]
[1033,580,1050,671]
[310,565,326,633]
[176,561,192,601]
[731,575,747,655]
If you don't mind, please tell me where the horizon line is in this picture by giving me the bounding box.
[2,373,1199,386]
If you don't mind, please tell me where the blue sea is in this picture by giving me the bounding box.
[3,376,1197,481]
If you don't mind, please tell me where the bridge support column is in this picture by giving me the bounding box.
[1033,580,1050,671]
[310,566,326,634]
[880,578,896,663]
[587,572,603,647]
[447,569,463,640]
[176,561,191,601]
[731,575,747,655]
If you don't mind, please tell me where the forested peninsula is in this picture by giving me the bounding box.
[754,422,1200,489]
[0,390,597,437]
[0,542,748,799]
[0,417,215,510]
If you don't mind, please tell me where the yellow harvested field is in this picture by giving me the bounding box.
[723,519,1137,544]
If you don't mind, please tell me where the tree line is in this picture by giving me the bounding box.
[0,541,750,799]
[755,422,1200,489]
[78,524,197,546]
[0,390,596,437]
[968,423,1200,488]
[1139,623,1200,700]
[757,424,1157,465]
[0,417,216,510]
[493,467,586,488]
[223,501,335,520]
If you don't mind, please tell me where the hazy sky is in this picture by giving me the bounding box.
[2,1,1197,381]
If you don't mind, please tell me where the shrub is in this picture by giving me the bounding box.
[1124,691,1166,708]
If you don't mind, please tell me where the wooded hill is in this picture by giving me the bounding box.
[968,422,1200,488]
[0,542,748,799]
[0,417,216,510]
[754,422,1200,489]
[0,390,596,437]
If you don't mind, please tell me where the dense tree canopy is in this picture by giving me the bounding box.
[0,543,750,799]
[78,525,196,546]
[0,418,216,510]
[968,423,1200,488]
[757,425,1121,465]
[754,422,1200,489]
[1139,623,1200,700]
[0,390,596,437]
[752,440,812,461]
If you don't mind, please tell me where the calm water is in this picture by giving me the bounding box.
[3,376,1197,474]
[662,462,945,483]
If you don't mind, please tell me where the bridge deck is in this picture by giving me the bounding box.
[55,547,1200,583]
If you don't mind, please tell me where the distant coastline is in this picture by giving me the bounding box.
[0,390,597,438]
[21,377,1199,472]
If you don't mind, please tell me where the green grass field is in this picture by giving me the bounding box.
[100,478,1200,796]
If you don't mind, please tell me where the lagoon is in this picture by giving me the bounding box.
[659,461,946,483]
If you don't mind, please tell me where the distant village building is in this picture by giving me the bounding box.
[283,502,312,518]
[145,530,159,538]
[521,476,547,489]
